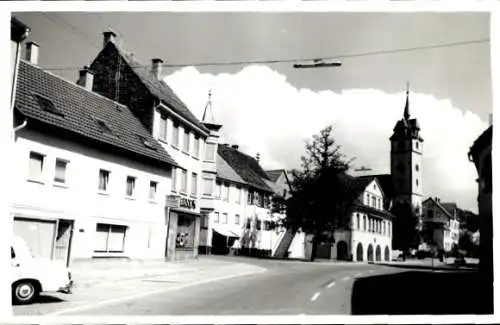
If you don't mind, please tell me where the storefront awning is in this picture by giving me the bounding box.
[213,227,240,238]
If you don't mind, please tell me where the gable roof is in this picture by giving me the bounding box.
[14,60,177,168]
[217,145,273,193]
[266,169,283,183]
[356,174,394,199]
[216,153,246,185]
[440,202,458,215]
[423,197,453,219]
[94,41,209,134]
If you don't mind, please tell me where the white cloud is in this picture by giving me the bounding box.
[165,65,488,213]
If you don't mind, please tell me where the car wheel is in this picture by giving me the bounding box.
[13,281,39,305]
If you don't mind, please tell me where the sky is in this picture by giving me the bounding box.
[13,11,491,213]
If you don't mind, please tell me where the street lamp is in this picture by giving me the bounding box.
[293,59,342,69]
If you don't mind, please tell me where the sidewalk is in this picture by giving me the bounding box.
[69,255,264,289]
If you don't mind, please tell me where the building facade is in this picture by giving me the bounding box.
[421,197,460,252]
[468,125,492,291]
[318,177,393,262]
[89,31,212,260]
[12,48,177,265]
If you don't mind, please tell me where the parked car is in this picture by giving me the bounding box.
[11,236,73,304]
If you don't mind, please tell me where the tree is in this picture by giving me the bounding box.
[284,126,359,261]
[391,201,420,260]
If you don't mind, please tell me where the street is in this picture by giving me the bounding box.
[13,256,489,316]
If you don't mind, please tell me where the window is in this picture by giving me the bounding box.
[183,130,190,153]
[201,215,209,229]
[95,118,113,135]
[382,221,385,235]
[94,223,126,253]
[214,212,219,223]
[248,191,254,205]
[256,219,262,231]
[416,142,419,150]
[205,143,216,161]
[149,181,158,200]
[54,159,68,184]
[98,169,110,192]
[193,136,200,158]
[235,186,241,204]
[415,164,420,172]
[181,169,188,193]
[159,114,167,141]
[222,183,229,201]
[28,152,44,181]
[33,94,64,117]
[215,181,222,199]
[202,175,214,196]
[126,176,136,197]
[172,123,180,147]
[11,247,15,259]
[235,214,240,225]
[191,173,198,196]
[171,168,177,192]
[372,196,376,208]
[416,179,419,187]
[222,213,228,224]
[356,214,360,230]
[363,216,366,231]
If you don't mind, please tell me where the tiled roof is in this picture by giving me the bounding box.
[14,60,178,168]
[423,197,453,219]
[216,153,246,185]
[104,42,209,134]
[266,169,284,183]
[440,202,458,215]
[217,145,273,193]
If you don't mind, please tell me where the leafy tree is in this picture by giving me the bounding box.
[391,201,420,260]
[284,126,359,261]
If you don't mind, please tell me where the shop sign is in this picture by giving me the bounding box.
[179,197,196,210]
[165,195,180,208]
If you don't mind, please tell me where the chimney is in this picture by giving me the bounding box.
[231,144,239,150]
[77,66,94,91]
[26,41,39,65]
[256,153,260,162]
[103,30,117,48]
[151,58,163,80]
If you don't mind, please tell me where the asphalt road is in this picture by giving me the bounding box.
[14,256,489,316]
[58,258,400,315]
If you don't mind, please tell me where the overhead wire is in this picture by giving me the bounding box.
[40,38,489,72]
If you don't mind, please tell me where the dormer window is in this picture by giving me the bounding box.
[33,93,64,117]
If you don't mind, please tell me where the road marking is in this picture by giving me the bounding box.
[45,268,267,316]
[310,292,321,301]
[342,276,350,281]
[327,281,336,288]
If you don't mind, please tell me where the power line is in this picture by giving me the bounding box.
[41,38,489,72]
[41,12,96,49]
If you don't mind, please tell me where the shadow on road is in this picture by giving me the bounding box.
[376,262,478,272]
[351,270,493,315]
[34,294,65,304]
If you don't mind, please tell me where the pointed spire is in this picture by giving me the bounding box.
[403,81,410,120]
[201,89,222,132]
[202,89,214,123]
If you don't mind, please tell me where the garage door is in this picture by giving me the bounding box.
[14,218,56,259]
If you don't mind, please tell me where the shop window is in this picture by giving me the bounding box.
[94,223,126,253]
[176,214,195,249]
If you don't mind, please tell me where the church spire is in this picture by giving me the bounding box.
[404,82,410,120]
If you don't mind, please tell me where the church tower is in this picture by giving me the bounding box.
[390,84,424,216]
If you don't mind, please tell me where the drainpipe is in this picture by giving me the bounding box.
[13,119,27,133]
